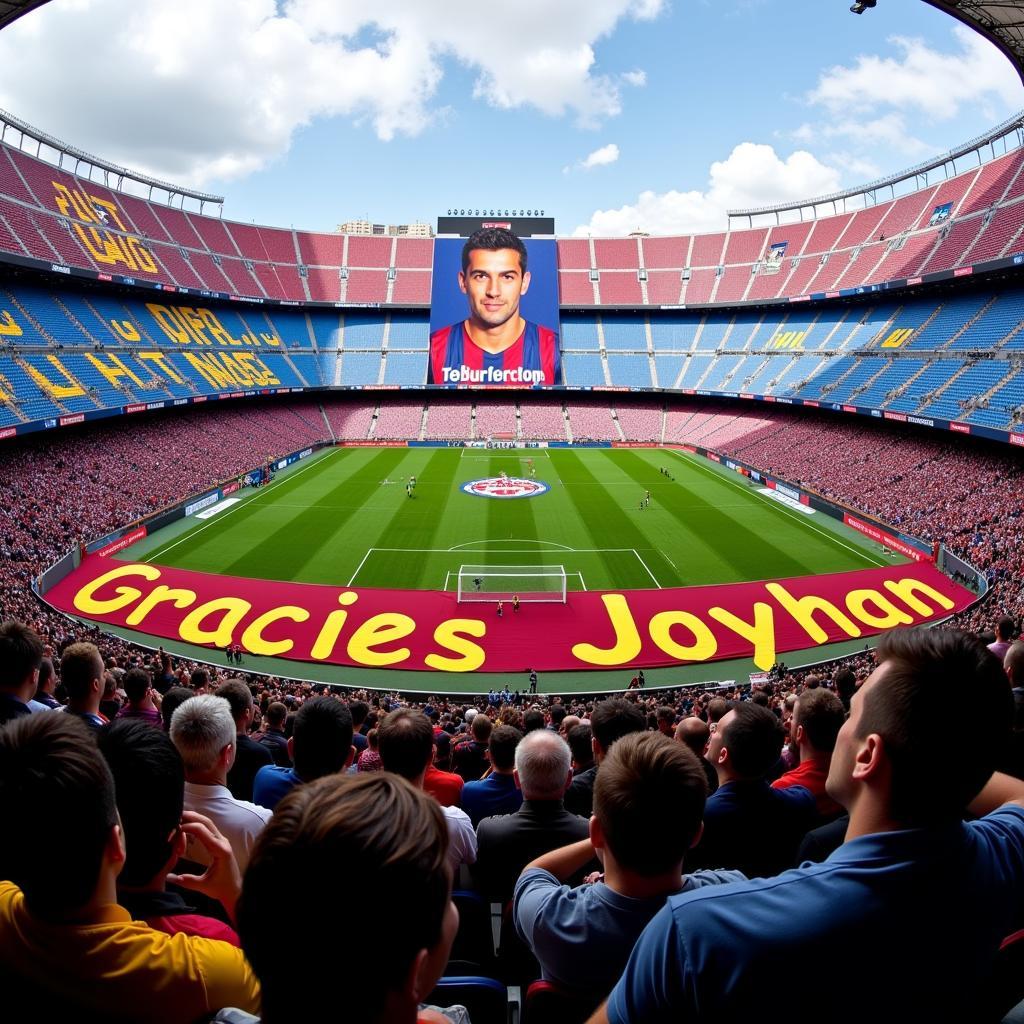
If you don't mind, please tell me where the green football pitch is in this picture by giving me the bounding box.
[107,445,906,692]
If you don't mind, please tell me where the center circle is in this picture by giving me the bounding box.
[461,476,549,499]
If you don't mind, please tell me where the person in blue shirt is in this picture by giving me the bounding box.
[591,627,1024,1024]
[461,725,524,826]
[514,732,743,1005]
[253,697,354,811]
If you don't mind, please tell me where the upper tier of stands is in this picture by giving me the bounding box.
[2,139,1024,305]
[4,282,1024,432]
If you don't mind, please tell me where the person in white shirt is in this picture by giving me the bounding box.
[170,694,271,873]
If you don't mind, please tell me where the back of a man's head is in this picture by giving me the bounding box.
[675,716,710,758]
[1005,641,1024,689]
[595,732,708,875]
[549,705,567,728]
[98,719,184,888]
[170,694,235,775]
[292,696,354,782]
[264,701,287,730]
[379,707,433,780]
[591,697,646,754]
[0,714,117,916]
[0,620,43,697]
[568,722,594,768]
[190,668,210,690]
[471,713,492,743]
[833,668,857,710]
[239,773,450,1022]
[719,702,784,780]
[996,617,1017,642]
[857,628,1011,825]
[122,667,152,705]
[515,729,571,801]
[215,679,254,727]
[523,708,545,734]
[349,699,370,729]
[61,641,103,703]
[706,697,729,725]
[160,687,193,732]
[488,724,523,772]
[795,688,845,754]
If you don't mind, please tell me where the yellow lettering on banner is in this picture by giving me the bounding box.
[138,351,185,384]
[572,594,642,666]
[311,592,359,660]
[198,309,239,347]
[648,610,717,662]
[74,223,139,270]
[241,606,310,656]
[764,582,862,645]
[0,310,23,337]
[259,332,281,348]
[224,353,254,387]
[709,603,776,671]
[251,355,281,385]
[85,352,145,388]
[844,589,915,629]
[110,319,141,343]
[147,304,194,345]
[881,328,914,349]
[73,563,161,616]
[179,598,252,647]
[882,578,955,617]
[347,613,415,666]
[183,351,235,389]
[124,585,198,627]
[180,308,214,345]
[24,355,86,399]
[53,183,157,272]
[426,619,487,672]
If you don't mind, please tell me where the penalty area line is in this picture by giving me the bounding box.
[631,549,662,589]
[347,547,376,587]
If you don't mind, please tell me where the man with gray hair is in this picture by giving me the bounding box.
[474,729,590,903]
[170,694,271,872]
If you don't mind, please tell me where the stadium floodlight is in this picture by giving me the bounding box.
[456,565,568,604]
[850,0,876,12]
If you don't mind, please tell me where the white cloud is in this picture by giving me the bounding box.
[581,143,621,169]
[809,26,1022,120]
[574,142,842,236]
[0,0,662,185]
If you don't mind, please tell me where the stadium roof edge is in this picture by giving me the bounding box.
[0,0,45,31]
[923,2,1024,84]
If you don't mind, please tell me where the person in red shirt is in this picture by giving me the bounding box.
[771,688,846,819]
[423,732,464,807]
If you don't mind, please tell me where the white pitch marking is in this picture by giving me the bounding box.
[631,549,662,589]
[346,547,376,587]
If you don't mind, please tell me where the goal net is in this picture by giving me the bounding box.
[456,564,567,603]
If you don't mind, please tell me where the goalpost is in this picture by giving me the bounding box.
[456,564,568,603]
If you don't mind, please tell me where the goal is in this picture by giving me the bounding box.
[456,564,567,603]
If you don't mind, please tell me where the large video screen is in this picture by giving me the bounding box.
[428,229,561,387]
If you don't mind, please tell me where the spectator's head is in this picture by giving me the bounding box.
[61,641,104,711]
[833,668,857,711]
[349,700,370,730]
[379,708,434,784]
[289,697,354,783]
[593,732,708,877]
[792,689,845,757]
[160,686,193,732]
[97,720,185,889]
[239,774,455,1023]
[996,617,1017,642]
[122,668,152,706]
[559,713,581,739]
[0,714,122,918]
[514,730,572,801]
[828,628,1012,826]
[488,724,522,773]
[169,694,236,781]
[190,668,210,691]
[590,697,646,761]
[523,708,545,734]
[706,702,783,783]
[35,656,56,698]
[706,697,729,726]
[567,722,594,770]
[470,713,492,743]
[265,701,287,730]
[655,706,676,736]
[0,620,43,704]
[549,705,567,730]
[433,731,452,771]
[674,716,710,759]
[215,679,254,732]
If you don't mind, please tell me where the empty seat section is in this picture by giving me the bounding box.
[607,354,652,388]
[563,353,604,386]
[382,353,425,385]
[601,317,646,351]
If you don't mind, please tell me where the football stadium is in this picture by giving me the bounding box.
[2,0,1024,1021]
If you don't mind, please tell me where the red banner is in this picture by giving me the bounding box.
[44,557,972,674]
[843,514,928,562]
[94,527,148,558]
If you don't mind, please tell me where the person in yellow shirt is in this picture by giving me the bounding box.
[0,712,260,1022]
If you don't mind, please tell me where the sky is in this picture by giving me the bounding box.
[0,0,1022,237]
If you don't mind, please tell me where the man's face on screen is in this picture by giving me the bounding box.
[459,248,531,330]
